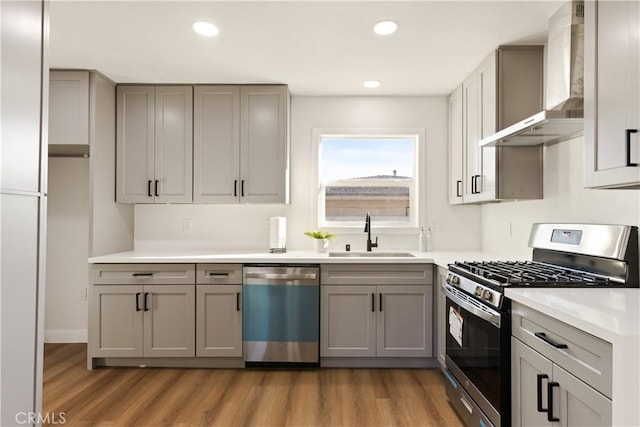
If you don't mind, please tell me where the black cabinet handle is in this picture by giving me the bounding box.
[135,292,141,311]
[474,175,481,193]
[547,382,560,422]
[371,293,375,312]
[236,292,241,311]
[470,176,476,194]
[234,180,238,197]
[456,180,462,197]
[143,292,149,311]
[534,332,568,349]
[147,180,152,197]
[241,180,245,197]
[208,272,230,277]
[626,129,638,166]
[154,180,159,197]
[132,272,153,277]
[536,374,549,413]
[379,293,383,311]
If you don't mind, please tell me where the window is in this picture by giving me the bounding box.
[316,131,421,228]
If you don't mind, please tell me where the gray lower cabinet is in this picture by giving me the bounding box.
[320,264,433,359]
[90,284,195,358]
[89,264,197,359]
[511,302,612,426]
[196,285,242,357]
[321,284,432,358]
[436,266,447,368]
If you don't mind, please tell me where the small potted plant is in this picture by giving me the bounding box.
[304,230,336,253]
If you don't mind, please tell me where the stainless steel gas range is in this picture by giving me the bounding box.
[442,223,639,427]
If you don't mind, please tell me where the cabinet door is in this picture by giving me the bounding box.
[49,71,89,146]
[585,0,640,188]
[436,268,447,368]
[320,285,376,357]
[511,337,553,427]
[462,71,481,203]
[193,85,241,203]
[377,286,432,357]
[155,86,193,203]
[143,285,195,357]
[553,364,612,427]
[196,285,242,357]
[448,85,464,204]
[240,85,289,203]
[89,285,144,357]
[116,86,155,203]
[477,52,497,201]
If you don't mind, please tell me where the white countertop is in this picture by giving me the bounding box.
[506,288,640,426]
[88,249,504,269]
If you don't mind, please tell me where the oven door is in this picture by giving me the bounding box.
[443,283,507,426]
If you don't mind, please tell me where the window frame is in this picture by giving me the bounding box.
[312,128,425,231]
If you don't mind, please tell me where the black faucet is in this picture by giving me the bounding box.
[364,212,378,252]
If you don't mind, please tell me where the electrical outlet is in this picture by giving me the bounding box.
[183,218,192,233]
[78,288,87,301]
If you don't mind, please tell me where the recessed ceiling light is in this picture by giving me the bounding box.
[373,20,398,36]
[192,21,219,37]
[363,80,381,89]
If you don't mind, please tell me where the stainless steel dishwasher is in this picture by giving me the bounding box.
[242,265,319,364]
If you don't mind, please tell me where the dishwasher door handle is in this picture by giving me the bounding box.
[244,272,317,280]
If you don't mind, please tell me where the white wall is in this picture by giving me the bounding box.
[45,158,89,343]
[134,96,483,252]
[481,136,640,259]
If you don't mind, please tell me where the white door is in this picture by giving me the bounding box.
[449,85,464,204]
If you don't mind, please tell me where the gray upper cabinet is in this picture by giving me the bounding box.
[193,84,289,203]
[49,70,89,146]
[451,46,544,204]
[584,0,640,189]
[116,85,193,203]
[448,85,464,204]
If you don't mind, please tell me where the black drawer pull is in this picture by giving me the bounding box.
[626,129,638,166]
[208,272,230,277]
[371,293,375,312]
[547,382,560,422]
[379,293,383,311]
[132,273,153,277]
[236,292,241,311]
[135,292,141,311]
[536,374,549,413]
[534,332,568,349]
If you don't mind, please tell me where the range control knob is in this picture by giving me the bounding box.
[452,275,460,285]
[482,289,493,303]
[474,286,483,297]
[445,274,452,284]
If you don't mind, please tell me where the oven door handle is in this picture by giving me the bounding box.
[443,285,501,328]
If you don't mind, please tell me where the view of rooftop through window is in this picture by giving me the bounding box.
[319,136,417,224]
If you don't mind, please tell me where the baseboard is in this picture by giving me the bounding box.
[44,329,87,343]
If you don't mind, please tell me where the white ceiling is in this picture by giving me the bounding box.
[50,1,563,96]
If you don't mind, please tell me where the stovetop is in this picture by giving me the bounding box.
[450,260,613,289]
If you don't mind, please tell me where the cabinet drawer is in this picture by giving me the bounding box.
[321,264,432,285]
[91,264,195,285]
[512,302,612,398]
[196,264,242,285]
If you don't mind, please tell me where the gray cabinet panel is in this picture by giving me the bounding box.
[89,285,143,357]
[512,337,553,427]
[555,364,612,427]
[155,86,193,203]
[448,85,464,204]
[240,85,289,203]
[436,267,447,368]
[116,86,155,203]
[196,285,242,357]
[321,285,376,357]
[321,264,432,286]
[196,264,242,285]
[143,285,195,357]
[584,0,640,188]
[377,286,432,357]
[91,263,195,285]
[193,85,241,203]
[49,70,89,146]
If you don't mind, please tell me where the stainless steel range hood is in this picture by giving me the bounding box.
[480,1,584,148]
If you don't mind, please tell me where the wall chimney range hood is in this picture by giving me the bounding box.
[480,1,584,148]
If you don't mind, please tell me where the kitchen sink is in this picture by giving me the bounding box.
[328,251,415,258]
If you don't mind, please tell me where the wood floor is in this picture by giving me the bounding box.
[43,344,463,427]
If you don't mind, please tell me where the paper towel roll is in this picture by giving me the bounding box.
[269,217,286,252]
